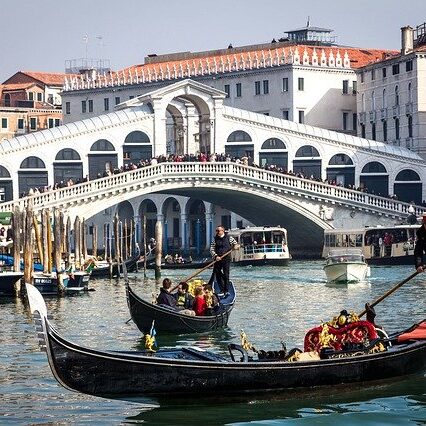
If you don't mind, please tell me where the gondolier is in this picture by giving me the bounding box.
[210,225,239,295]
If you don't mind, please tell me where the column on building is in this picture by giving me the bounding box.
[205,202,214,251]
[152,99,168,157]
[180,212,188,254]
[185,103,199,154]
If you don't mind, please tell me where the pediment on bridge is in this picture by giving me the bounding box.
[117,79,227,109]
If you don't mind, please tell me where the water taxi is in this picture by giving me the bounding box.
[323,248,369,283]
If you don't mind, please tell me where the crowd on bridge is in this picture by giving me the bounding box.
[21,152,425,205]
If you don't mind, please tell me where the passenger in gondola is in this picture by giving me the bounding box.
[192,286,207,316]
[414,213,426,273]
[156,278,177,307]
[175,282,194,309]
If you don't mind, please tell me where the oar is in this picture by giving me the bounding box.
[170,249,233,292]
[358,270,420,318]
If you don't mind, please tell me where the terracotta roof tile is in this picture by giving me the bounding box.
[21,71,68,86]
[1,82,42,91]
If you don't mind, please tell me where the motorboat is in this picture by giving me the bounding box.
[323,248,370,283]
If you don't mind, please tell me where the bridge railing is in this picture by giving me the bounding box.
[0,162,422,217]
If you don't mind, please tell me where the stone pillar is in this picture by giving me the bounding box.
[205,211,214,251]
[185,104,199,154]
[152,99,167,157]
[180,213,188,254]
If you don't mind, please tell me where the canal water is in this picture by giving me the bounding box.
[1,261,425,425]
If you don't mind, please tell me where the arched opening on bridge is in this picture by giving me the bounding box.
[138,199,157,247]
[394,169,422,204]
[166,104,184,155]
[116,201,135,256]
[53,149,83,185]
[161,197,181,254]
[123,131,152,166]
[0,165,13,202]
[88,139,118,179]
[293,145,321,179]
[360,162,388,197]
[259,138,288,168]
[225,131,254,160]
[326,153,355,187]
[187,199,206,254]
[18,156,48,197]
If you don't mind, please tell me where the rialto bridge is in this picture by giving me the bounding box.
[0,80,424,256]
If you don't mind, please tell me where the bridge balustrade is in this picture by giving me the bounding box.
[0,162,422,218]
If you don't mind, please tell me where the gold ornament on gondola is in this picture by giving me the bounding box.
[145,334,156,352]
[240,329,257,353]
[318,323,337,348]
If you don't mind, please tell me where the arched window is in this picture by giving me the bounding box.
[227,131,252,142]
[90,139,115,151]
[295,145,319,157]
[395,85,399,106]
[55,148,81,161]
[261,138,286,150]
[382,89,386,107]
[20,156,46,169]
[361,162,387,173]
[329,154,353,166]
[124,131,150,144]
[0,165,11,178]
[395,169,420,181]
[408,82,412,103]
[371,90,375,110]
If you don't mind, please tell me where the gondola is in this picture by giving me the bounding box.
[126,280,235,334]
[26,283,426,398]
[88,255,139,278]
[145,260,211,270]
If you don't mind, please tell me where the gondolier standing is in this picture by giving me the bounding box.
[414,213,426,273]
[210,225,239,295]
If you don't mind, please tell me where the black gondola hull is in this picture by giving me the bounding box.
[126,282,235,334]
[0,272,23,296]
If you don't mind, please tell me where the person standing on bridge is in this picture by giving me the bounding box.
[210,225,239,295]
[414,213,426,273]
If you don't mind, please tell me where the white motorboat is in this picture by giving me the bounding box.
[323,248,370,283]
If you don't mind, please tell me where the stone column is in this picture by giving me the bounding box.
[180,213,188,254]
[152,99,167,157]
[185,104,198,154]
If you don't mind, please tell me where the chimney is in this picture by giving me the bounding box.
[401,26,414,55]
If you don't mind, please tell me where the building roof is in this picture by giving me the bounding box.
[1,82,42,91]
[21,71,68,86]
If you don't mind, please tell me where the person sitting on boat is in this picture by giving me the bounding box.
[192,286,207,316]
[156,278,177,308]
[210,225,239,296]
[175,282,194,309]
[414,213,426,273]
[204,284,220,315]
[164,254,174,264]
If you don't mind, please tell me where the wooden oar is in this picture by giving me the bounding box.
[170,249,233,292]
[358,270,420,318]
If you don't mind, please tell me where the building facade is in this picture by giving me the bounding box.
[356,23,426,158]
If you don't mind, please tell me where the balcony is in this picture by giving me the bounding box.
[380,107,387,120]
[405,102,413,115]
[359,112,366,123]
[392,105,400,117]
[369,111,376,122]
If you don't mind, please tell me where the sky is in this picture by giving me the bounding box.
[1,0,425,82]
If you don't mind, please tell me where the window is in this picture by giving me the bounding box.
[48,118,54,128]
[406,60,413,72]
[298,77,304,91]
[115,96,120,105]
[371,69,375,80]
[236,83,242,97]
[372,123,376,140]
[81,100,87,113]
[382,67,387,78]
[65,102,70,115]
[352,113,357,132]
[254,81,261,95]
[18,118,24,130]
[282,77,289,92]
[342,112,348,130]
[342,80,349,94]
[298,110,305,124]
[382,89,386,107]
[263,80,269,94]
[129,95,134,100]
[282,110,289,120]
[395,86,399,105]
[224,84,230,98]
[395,117,400,140]
[28,92,34,101]
[55,119,60,127]
[392,64,400,75]
[1,118,7,129]
[104,98,109,111]
[352,81,357,94]
[408,115,413,138]
[88,100,93,112]
[30,117,37,130]
[37,92,43,102]
[361,123,365,138]
[408,82,412,103]
[361,72,364,83]
[371,90,375,110]
[383,120,387,141]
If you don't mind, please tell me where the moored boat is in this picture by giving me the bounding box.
[33,271,90,295]
[126,280,235,334]
[0,271,24,296]
[26,283,426,398]
[323,248,370,283]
